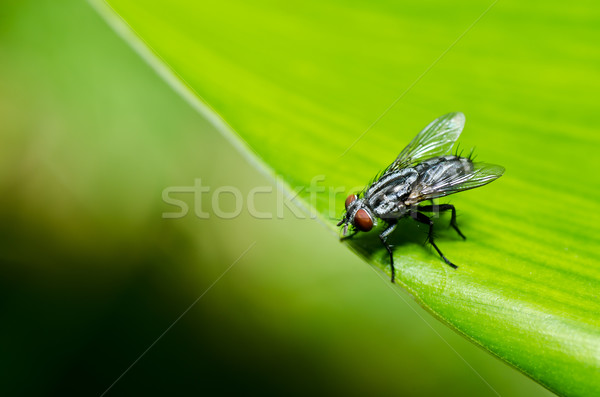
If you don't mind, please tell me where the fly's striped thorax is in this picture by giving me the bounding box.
[364,168,418,216]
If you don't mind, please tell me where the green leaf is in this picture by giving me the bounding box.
[92,1,600,395]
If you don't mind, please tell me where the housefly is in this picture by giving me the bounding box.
[337,112,504,283]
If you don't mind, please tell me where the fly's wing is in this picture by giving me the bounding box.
[390,112,465,171]
[406,162,505,204]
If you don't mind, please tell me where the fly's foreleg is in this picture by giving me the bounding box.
[418,204,466,240]
[412,211,458,269]
[340,230,358,241]
[379,221,398,283]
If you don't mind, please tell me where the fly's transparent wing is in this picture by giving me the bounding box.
[391,112,465,170]
[406,162,505,204]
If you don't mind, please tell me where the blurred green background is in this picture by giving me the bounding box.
[0,1,572,396]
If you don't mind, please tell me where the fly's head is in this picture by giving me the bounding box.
[337,194,375,236]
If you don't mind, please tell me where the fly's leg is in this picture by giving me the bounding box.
[379,221,398,283]
[340,230,358,241]
[412,211,458,269]
[418,204,466,240]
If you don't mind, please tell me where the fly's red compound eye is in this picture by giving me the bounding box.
[354,209,373,232]
[345,194,357,210]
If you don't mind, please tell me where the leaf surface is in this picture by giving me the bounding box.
[93,1,600,395]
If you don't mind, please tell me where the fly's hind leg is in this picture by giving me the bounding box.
[412,211,458,269]
[379,221,398,283]
[418,204,466,240]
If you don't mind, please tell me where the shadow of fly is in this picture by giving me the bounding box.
[338,112,504,283]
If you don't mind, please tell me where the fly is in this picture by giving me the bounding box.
[337,112,504,283]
